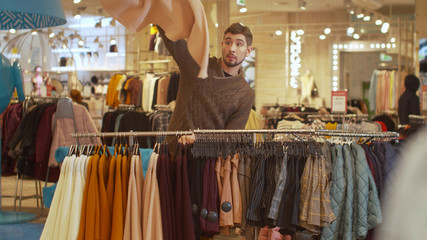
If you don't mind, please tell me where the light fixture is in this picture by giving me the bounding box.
[48,28,55,38]
[324,27,331,34]
[275,30,283,36]
[9,28,16,34]
[78,38,84,47]
[73,0,81,3]
[390,37,396,43]
[298,0,307,10]
[392,43,396,48]
[381,43,386,48]
[353,33,360,39]
[239,7,247,13]
[363,15,371,21]
[356,12,364,19]
[31,29,38,35]
[215,23,218,28]
[110,18,116,26]
[375,19,383,25]
[319,34,326,40]
[381,22,389,33]
[347,27,354,37]
[349,9,355,15]
[386,43,391,48]
[95,20,102,28]
[73,10,81,19]
[296,29,304,35]
[370,44,375,48]
[110,37,116,45]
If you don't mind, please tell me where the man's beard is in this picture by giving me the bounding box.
[224,57,244,68]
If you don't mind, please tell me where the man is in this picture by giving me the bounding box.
[159,22,255,146]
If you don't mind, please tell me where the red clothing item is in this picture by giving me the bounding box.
[34,104,60,182]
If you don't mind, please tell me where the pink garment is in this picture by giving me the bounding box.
[48,103,101,167]
[99,0,209,79]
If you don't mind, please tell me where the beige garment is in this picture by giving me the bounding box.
[124,155,143,240]
[142,153,163,239]
[156,77,170,106]
[217,155,234,227]
[99,0,209,78]
[230,153,242,225]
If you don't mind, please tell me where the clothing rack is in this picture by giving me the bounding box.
[307,114,369,120]
[71,129,399,139]
[118,104,136,110]
[409,114,427,124]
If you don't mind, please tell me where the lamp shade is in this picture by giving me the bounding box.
[0,0,67,30]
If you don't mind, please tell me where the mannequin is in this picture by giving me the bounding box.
[300,69,315,104]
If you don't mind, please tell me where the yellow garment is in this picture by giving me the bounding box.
[326,122,337,130]
[150,25,158,35]
[122,151,130,217]
[99,151,112,240]
[111,152,124,239]
[107,152,117,213]
[106,74,123,108]
[77,155,94,240]
[245,109,263,142]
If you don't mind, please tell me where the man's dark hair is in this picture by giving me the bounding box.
[224,22,253,47]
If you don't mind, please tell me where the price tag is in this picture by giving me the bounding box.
[422,85,427,111]
[331,90,347,113]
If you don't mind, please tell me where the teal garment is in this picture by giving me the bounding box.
[321,145,346,240]
[351,143,382,239]
[341,145,354,240]
[140,149,153,178]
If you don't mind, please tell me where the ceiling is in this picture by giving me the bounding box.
[61,0,416,20]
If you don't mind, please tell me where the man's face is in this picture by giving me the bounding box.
[221,33,252,68]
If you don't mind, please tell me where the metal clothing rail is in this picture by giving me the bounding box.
[307,114,369,119]
[71,129,398,139]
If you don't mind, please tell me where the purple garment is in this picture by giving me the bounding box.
[1,103,23,175]
[200,157,219,237]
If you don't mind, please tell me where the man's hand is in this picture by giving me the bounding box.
[178,133,196,145]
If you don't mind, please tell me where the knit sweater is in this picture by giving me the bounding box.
[159,27,254,137]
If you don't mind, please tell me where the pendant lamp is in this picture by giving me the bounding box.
[0,0,67,224]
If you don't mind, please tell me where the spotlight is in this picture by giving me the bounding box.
[363,15,371,21]
[390,37,396,43]
[319,35,326,40]
[375,19,383,25]
[48,28,55,38]
[353,33,360,39]
[110,38,116,45]
[31,29,38,35]
[296,29,304,35]
[73,0,81,3]
[215,23,218,28]
[239,7,247,13]
[9,29,16,34]
[357,13,364,19]
[78,38,85,47]
[349,9,355,15]
[324,28,331,34]
[275,30,283,36]
[298,0,307,10]
[73,11,81,19]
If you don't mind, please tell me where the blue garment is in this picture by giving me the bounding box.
[140,148,153,178]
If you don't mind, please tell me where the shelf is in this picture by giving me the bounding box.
[139,59,171,64]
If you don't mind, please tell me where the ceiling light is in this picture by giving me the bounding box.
[110,38,117,45]
[387,43,391,48]
[347,27,354,34]
[353,33,360,39]
[381,43,386,48]
[49,32,55,38]
[31,29,38,35]
[73,0,81,3]
[392,43,396,48]
[359,44,364,48]
[296,29,304,35]
[298,0,307,10]
[319,35,326,40]
[382,22,390,29]
[78,38,85,47]
[349,9,355,15]
[376,43,380,48]
[73,11,81,19]
[370,44,375,48]
[357,13,364,19]
[390,37,396,43]
[9,29,16,34]
[275,30,283,36]
[239,7,247,13]
[324,28,331,34]
[375,19,383,25]
[363,15,371,21]
[215,23,218,28]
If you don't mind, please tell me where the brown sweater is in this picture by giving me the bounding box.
[159,27,254,143]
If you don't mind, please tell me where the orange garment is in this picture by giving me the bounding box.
[107,151,117,214]
[124,79,132,105]
[216,155,234,227]
[231,153,242,225]
[122,150,130,217]
[106,74,124,108]
[85,153,101,240]
[98,150,112,240]
[77,155,94,240]
[111,152,124,239]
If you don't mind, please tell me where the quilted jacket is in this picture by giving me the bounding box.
[321,144,382,240]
